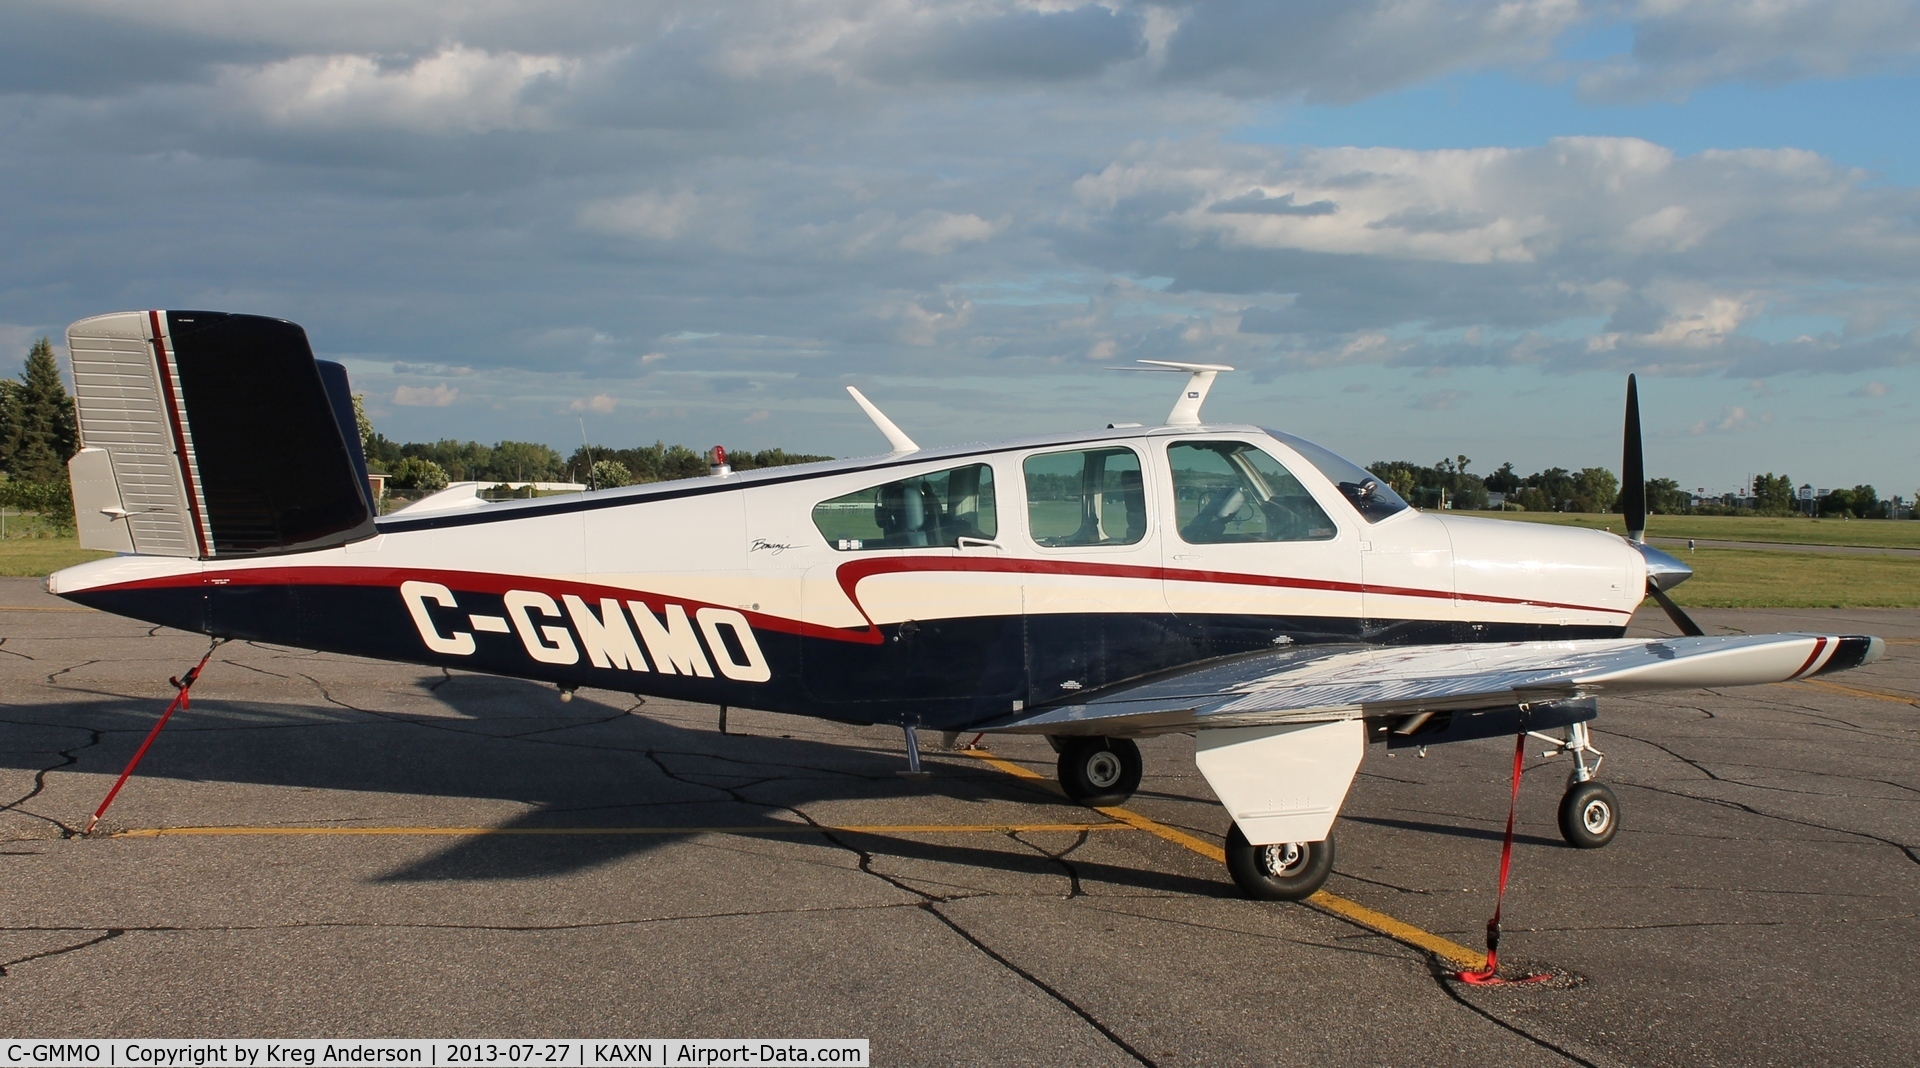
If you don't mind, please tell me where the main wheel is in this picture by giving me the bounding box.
[1225,824,1335,901]
[1558,781,1620,849]
[1055,737,1142,807]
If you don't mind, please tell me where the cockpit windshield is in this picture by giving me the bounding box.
[1263,429,1410,523]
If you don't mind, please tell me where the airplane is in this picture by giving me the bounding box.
[49,309,1884,902]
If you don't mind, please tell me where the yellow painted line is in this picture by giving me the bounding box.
[1302,891,1483,968]
[1797,679,1920,706]
[1094,804,1226,863]
[958,748,1486,970]
[112,822,1128,839]
[0,604,92,613]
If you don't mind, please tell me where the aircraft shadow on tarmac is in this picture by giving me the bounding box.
[1340,815,1562,850]
[15,669,1232,896]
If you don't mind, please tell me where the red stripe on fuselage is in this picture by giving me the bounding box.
[150,310,210,558]
[72,553,1628,649]
[830,556,1628,630]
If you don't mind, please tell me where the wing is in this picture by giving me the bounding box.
[982,633,1884,737]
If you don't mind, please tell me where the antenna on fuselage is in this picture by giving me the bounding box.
[1112,360,1235,426]
[845,386,919,454]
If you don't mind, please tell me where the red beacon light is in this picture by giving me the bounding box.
[708,445,731,478]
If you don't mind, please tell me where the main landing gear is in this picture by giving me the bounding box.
[1225,826,1335,900]
[1052,736,1143,807]
[1536,721,1620,849]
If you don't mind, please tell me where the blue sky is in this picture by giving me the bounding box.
[3,1,1917,496]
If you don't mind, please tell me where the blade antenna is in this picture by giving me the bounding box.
[1621,375,1646,544]
[846,387,919,454]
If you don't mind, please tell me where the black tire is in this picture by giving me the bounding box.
[1055,737,1142,807]
[1225,824,1335,901]
[1558,781,1620,849]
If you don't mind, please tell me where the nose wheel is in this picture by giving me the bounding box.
[1535,720,1621,848]
[1559,781,1620,848]
[1055,736,1142,807]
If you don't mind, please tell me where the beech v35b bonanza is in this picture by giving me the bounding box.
[51,310,1885,900]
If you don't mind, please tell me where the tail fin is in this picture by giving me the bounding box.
[65,310,377,559]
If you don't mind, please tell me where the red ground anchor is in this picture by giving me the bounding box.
[82,639,224,836]
[1452,727,1550,986]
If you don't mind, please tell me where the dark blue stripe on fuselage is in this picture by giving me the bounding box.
[62,582,1626,730]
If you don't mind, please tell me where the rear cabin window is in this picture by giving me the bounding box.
[1167,441,1337,544]
[1023,447,1147,547]
[812,463,997,551]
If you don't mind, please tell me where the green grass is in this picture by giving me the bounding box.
[0,536,112,577]
[1455,510,1920,549]
[1657,547,1920,608]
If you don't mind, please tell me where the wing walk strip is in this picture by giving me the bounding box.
[957,750,1488,970]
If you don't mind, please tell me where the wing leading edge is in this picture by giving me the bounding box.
[981,633,1885,738]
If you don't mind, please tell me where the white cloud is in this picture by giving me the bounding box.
[3,0,1919,488]
[225,47,577,134]
[1578,0,1920,102]
[898,212,1005,255]
[570,393,617,413]
[394,383,459,407]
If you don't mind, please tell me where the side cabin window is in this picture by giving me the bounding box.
[812,463,997,551]
[1023,447,1146,547]
[1167,440,1337,544]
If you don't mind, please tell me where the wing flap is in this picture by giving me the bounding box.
[983,633,1885,737]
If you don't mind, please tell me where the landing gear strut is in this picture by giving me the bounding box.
[1055,736,1142,807]
[1533,721,1620,849]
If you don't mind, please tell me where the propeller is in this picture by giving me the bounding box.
[1619,375,1705,638]
[1621,375,1645,544]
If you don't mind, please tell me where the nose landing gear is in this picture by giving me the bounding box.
[1536,721,1620,849]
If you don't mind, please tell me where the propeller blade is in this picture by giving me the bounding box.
[1647,583,1705,637]
[1621,374,1646,543]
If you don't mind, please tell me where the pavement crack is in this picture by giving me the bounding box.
[1626,782,1920,867]
[1009,828,1088,898]
[1427,961,1606,1068]
[0,637,35,660]
[920,901,1158,1068]
[45,660,100,686]
[0,929,125,978]
[0,721,102,838]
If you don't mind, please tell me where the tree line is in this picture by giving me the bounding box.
[1371,457,1912,519]
[364,432,834,496]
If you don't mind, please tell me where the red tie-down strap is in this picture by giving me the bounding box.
[83,640,225,836]
[1452,727,1550,986]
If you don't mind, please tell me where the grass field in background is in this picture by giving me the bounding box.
[1454,510,1920,549]
[1659,548,1920,608]
[0,536,112,577]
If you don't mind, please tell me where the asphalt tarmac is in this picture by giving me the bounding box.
[3,577,1916,1067]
